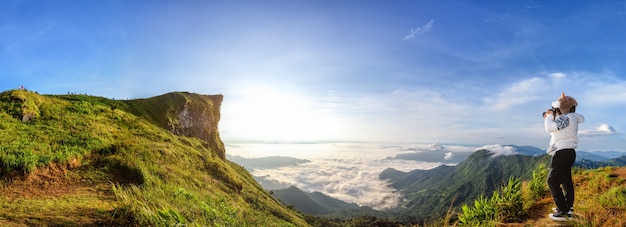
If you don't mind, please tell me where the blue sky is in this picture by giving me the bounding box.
[2,0,626,151]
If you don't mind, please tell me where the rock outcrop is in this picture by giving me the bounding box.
[124,92,226,160]
[0,90,43,123]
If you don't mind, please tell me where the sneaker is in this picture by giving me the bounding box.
[552,207,573,215]
[549,212,572,221]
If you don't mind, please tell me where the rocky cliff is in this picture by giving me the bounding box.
[124,92,226,160]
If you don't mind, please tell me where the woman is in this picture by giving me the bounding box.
[544,92,584,221]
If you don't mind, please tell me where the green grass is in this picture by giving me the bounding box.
[457,177,525,226]
[526,162,548,202]
[599,185,626,207]
[0,89,308,226]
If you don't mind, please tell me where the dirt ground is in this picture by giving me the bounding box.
[0,162,119,226]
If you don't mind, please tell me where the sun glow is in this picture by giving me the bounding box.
[221,85,346,142]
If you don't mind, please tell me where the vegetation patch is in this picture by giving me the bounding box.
[458,177,526,225]
[449,166,626,227]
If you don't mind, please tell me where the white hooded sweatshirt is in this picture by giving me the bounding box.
[544,112,585,155]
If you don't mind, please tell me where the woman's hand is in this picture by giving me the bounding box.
[543,109,553,118]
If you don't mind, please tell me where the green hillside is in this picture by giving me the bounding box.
[272,186,330,215]
[0,89,308,226]
[271,186,378,217]
[381,149,550,223]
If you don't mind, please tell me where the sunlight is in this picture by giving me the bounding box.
[222,85,346,141]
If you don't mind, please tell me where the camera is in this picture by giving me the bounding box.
[542,108,559,118]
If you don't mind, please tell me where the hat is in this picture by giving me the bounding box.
[557,92,578,114]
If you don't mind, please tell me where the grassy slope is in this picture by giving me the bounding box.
[0,90,308,226]
[419,166,626,227]
[522,166,626,227]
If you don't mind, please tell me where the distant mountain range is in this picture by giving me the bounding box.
[227,155,310,170]
[388,144,548,165]
[390,144,624,164]
[390,147,469,164]
[576,155,626,168]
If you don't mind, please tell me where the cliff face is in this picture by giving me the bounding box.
[124,92,226,160]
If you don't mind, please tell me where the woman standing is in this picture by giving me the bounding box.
[543,92,584,221]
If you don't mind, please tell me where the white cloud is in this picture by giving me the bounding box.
[479,144,518,157]
[549,72,566,79]
[404,19,434,40]
[482,77,546,111]
[583,82,626,105]
[407,143,446,151]
[580,124,619,136]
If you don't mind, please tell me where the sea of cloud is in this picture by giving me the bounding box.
[226,142,490,210]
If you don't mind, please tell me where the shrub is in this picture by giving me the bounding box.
[459,195,496,225]
[528,163,548,201]
[0,149,39,174]
[458,177,525,226]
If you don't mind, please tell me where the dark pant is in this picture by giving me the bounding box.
[547,149,576,213]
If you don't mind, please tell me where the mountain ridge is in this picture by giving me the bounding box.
[227,154,310,170]
[271,186,379,218]
[383,149,550,223]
